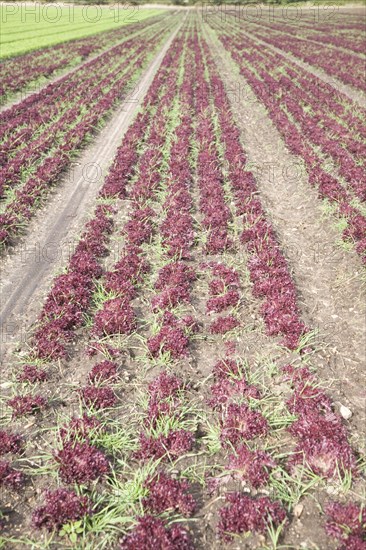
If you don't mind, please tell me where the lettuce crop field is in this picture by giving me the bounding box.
[0,5,365,549]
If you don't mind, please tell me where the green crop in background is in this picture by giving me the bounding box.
[0,5,166,58]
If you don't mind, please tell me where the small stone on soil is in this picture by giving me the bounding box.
[294,503,304,518]
[340,404,352,419]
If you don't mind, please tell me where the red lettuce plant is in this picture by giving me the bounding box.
[324,501,366,550]
[218,493,286,542]
[148,371,184,400]
[120,516,193,550]
[207,290,240,313]
[124,206,154,245]
[92,297,136,337]
[54,441,109,484]
[281,360,357,478]
[69,250,103,279]
[79,386,117,410]
[0,460,23,489]
[135,430,194,461]
[228,445,275,488]
[289,435,357,479]
[205,262,241,313]
[88,360,118,384]
[17,364,47,383]
[148,313,192,359]
[209,378,261,410]
[33,488,92,531]
[287,383,333,416]
[148,325,189,358]
[8,394,47,417]
[142,472,196,516]
[40,272,92,324]
[112,246,150,284]
[220,403,269,446]
[286,379,357,478]
[152,262,195,311]
[152,285,190,312]
[154,262,196,291]
[209,278,226,296]
[104,246,149,296]
[181,315,200,334]
[288,411,347,442]
[205,228,232,255]
[104,276,135,300]
[210,315,239,334]
[33,321,69,360]
[209,263,240,287]
[0,431,23,455]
